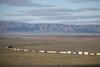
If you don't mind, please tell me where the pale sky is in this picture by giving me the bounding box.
[0,0,100,24]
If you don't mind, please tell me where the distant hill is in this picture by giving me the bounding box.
[0,21,100,35]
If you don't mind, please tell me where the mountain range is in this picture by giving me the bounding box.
[0,21,100,35]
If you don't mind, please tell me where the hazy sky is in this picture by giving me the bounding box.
[0,0,100,24]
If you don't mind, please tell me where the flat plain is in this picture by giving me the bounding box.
[0,35,100,67]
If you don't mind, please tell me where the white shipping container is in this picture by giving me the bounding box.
[90,52,95,55]
[39,50,45,53]
[59,51,67,54]
[84,52,89,55]
[17,49,20,51]
[23,49,28,52]
[67,51,71,54]
[47,51,57,53]
[78,51,83,55]
[96,52,100,56]
[72,52,77,54]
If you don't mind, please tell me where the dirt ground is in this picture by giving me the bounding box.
[0,35,100,67]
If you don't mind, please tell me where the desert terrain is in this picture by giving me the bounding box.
[0,35,100,67]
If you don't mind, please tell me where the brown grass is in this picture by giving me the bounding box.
[0,36,100,67]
